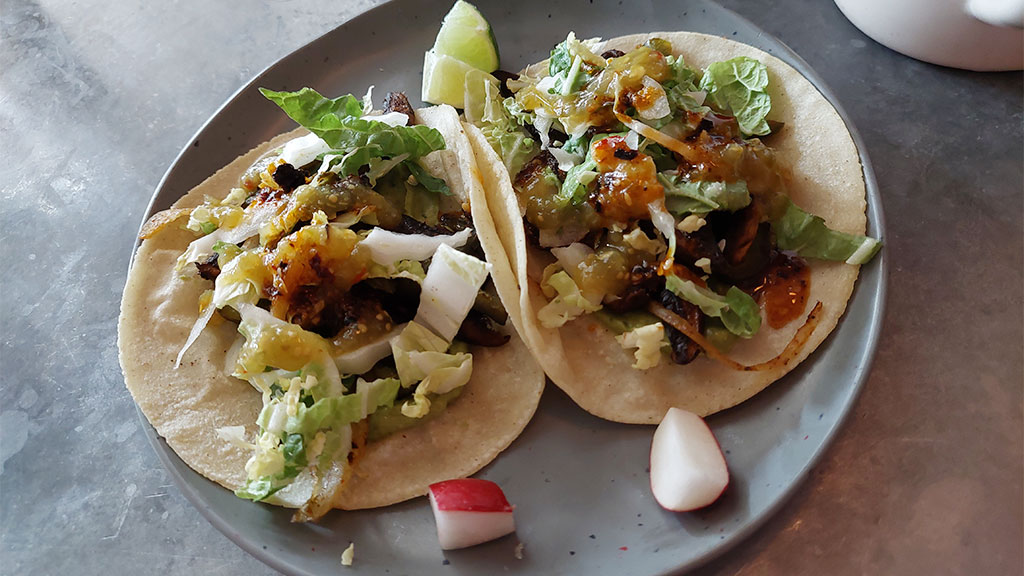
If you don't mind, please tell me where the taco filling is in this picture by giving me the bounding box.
[144,89,518,521]
[466,34,880,372]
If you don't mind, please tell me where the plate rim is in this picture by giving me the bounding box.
[129,1,889,573]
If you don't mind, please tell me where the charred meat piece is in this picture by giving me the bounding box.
[603,264,665,313]
[523,218,540,248]
[383,91,416,125]
[393,213,484,258]
[457,310,510,347]
[195,253,220,281]
[352,278,420,326]
[658,289,704,365]
[287,285,388,340]
[687,112,743,142]
[514,150,561,187]
[675,213,772,285]
[272,162,307,193]
[674,225,721,266]
[439,213,485,259]
[395,215,443,236]
[438,212,473,234]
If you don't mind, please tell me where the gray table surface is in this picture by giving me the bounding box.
[2,0,1021,574]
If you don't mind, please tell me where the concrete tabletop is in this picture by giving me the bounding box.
[2,0,1021,574]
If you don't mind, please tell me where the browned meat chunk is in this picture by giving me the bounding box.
[384,91,415,125]
[658,289,703,364]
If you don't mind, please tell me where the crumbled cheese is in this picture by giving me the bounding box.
[676,214,706,233]
[695,257,712,274]
[615,323,666,370]
[341,542,355,567]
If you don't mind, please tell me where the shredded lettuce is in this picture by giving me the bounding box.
[414,244,491,342]
[774,199,882,264]
[537,268,603,328]
[389,322,473,418]
[558,156,598,205]
[665,274,762,339]
[698,57,772,137]
[473,86,538,177]
[556,134,624,205]
[659,174,751,216]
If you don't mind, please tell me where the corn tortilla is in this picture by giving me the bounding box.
[118,105,545,510]
[469,32,866,424]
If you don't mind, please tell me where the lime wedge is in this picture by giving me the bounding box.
[432,0,499,72]
[422,50,479,107]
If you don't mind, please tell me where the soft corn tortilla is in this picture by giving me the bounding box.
[468,32,868,424]
[118,105,545,510]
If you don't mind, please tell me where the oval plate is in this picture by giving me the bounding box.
[135,0,887,574]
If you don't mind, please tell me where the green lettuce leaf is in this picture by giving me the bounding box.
[698,57,771,136]
[405,160,452,196]
[665,274,761,338]
[258,88,363,135]
[774,199,882,264]
[260,87,446,175]
[659,174,751,216]
[557,156,598,205]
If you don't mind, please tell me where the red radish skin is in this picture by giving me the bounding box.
[429,479,516,550]
[649,408,730,512]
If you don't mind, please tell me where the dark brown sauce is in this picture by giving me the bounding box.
[751,252,810,329]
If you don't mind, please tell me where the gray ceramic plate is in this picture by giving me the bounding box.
[134,0,887,574]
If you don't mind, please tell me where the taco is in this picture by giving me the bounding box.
[462,32,881,424]
[118,89,544,521]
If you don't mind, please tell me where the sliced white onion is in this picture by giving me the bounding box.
[175,303,216,369]
[637,76,671,120]
[367,111,410,127]
[624,130,640,150]
[359,228,472,267]
[538,226,587,248]
[279,133,331,168]
[548,147,583,171]
[535,76,558,94]
[414,243,492,342]
[551,242,594,272]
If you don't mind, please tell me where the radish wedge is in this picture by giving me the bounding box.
[649,408,729,511]
[428,479,516,550]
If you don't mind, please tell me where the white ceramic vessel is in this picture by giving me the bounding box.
[835,0,1023,71]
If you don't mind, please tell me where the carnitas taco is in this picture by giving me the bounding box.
[118,88,544,521]
[461,32,881,424]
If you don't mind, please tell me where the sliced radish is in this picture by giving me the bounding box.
[649,408,729,511]
[428,479,516,550]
